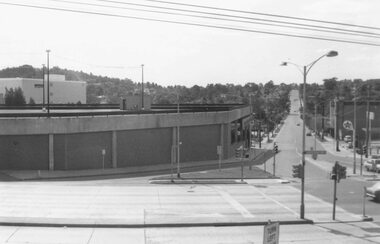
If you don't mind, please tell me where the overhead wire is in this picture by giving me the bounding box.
[44,0,380,40]
[143,0,380,31]
[92,0,380,37]
[0,1,380,47]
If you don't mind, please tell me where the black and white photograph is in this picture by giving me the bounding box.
[0,0,379,243]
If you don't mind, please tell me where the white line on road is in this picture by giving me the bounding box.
[213,187,254,218]
[248,185,300,218]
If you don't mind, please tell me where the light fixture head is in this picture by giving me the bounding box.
[326,50,338,57]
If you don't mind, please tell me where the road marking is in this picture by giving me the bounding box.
[248,185,300,217]
[214,187,254,218]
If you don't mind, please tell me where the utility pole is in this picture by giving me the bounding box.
[46,50,50,117]
[177,91,181,178]
[353,86,357,174]
[321,103,325,140]
[141,64,144,110]
[314,103,317,153]
[365,84,370,158]
[335,98,340,151]
[42,64,45,108]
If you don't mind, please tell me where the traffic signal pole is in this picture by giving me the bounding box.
[332,170,337,220]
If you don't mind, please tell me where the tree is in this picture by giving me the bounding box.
[29,97,36,105]
[5,87,26,106]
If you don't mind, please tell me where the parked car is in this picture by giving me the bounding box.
[344,135,352,142]
[365,182,380,202]
[306,132,312,136]
[363,159,380,172]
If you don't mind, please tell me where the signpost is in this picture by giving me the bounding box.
[217,145,222,171]
[304,147,326,160]
[263,220,279,244]
[101,149,106,169]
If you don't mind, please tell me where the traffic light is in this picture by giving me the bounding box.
[338,164,347,181]
[363,145,367,157]
[331,162,347,182]
[235,147,242,158]
[331,164,337,180]
[292,164,303,178]
[274,143,278,154]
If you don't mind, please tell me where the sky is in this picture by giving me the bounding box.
[0,0,379,87]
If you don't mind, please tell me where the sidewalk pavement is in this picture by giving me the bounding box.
[315,136,379,181]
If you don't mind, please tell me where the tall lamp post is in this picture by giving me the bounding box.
[281,50,338,219]
[141,64,144,110]
[176,90,181,178]
[46,50,51,117]
[42,64,45,108]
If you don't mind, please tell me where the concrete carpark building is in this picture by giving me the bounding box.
[0,105,253,170]
[0,74,86,104]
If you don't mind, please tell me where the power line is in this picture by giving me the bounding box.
[93,0,380,37]
[143,0,380,31]
[1,1,380,47]
[45,0,380,40]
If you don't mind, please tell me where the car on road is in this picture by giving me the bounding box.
[365,182,380,202]
[306,131,312,136]
[296,123,300,126]
[363,159,380,172]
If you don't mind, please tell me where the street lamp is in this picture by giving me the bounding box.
[281,50,338,219]
[46,50,51,117]
[141,64,144,110]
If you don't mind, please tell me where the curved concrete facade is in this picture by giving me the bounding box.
[0,106,251,170]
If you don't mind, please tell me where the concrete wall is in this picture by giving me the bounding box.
[0,135,48,170]
[54,132,112,170]
[0,106,251,170]
[117,128,172,167]
[180,125,220,162]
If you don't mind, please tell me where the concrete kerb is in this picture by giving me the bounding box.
[0,219,313,229]
[149,179,248,184]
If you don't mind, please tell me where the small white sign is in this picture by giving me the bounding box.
[263,221,279,244]
[101,149,106,155]
[369,112,374,120]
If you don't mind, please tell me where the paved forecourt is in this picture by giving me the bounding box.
[0,179,363,227]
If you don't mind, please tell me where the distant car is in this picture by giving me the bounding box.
[347,141,353,149]
[344,135,352,142]
[365,182,380,202]
[296,123,300,126]
[364,159,380,172]
[306,132,312,136]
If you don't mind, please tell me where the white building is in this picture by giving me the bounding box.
[0,74,86,104]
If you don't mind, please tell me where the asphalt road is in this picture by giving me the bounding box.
[265,90,380,225]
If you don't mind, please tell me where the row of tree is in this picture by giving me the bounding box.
[0,65,293,132]
[300,78,380,117]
